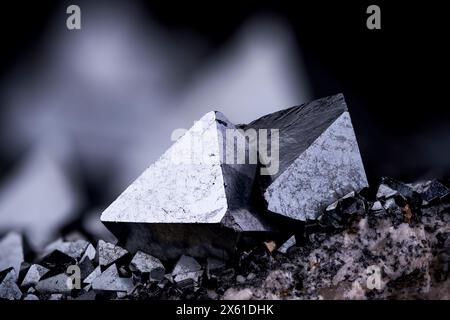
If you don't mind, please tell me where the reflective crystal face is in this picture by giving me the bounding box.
[101,111,267,231]
[243,94,368,221]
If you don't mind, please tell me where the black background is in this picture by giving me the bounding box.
[0,0,448,184]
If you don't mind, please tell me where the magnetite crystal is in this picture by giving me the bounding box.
[129,251,165,281]
[91,264,133,293]
[101,111,271,260]
[97,240,129,268]
[101,94,368,259]
[35,273,72,294]
[0,268,22,300]
[242,94,368,220]
[21,264,49,288]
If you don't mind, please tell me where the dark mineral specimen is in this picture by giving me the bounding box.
[98,240,129,268]
[21,264,49,288]
[277,236,296,254]
[100,95,368,260]
[0,268,22,300]
[241,94,368,220]
[91,264,133,293]
[36,273,72,294]
[101,111,271,260]
[0,232,24,279]
[129,251,165,281]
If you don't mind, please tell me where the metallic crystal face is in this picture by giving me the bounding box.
[21,265,49,288]
[35,273,72,294]
[101,111,228,224]
[0,269,22,300]
[129,251,165,281]
[101,94,367,259]
[100,111,271,259]
[244,94,368,221]
[101,111,263,230]
[91,264,133,293]
[265,112,368,220]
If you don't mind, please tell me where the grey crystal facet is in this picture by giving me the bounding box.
[376,184,398,199]
[38,250,76,277]
[129,251,165,281]
[84,266,101,284]
[377,177,415,200]
[21,264,49,287]
[81,244,96,262]
[0,268,22,300]
[36,273,72,294]
[44,239,90,261]
[172,255,201,275]
[0,232,24,278]
[98,240,129,268]
[371,201,383,211]
[172,255,203,285]
[101,111,271,260]
[242,94,368,220]
[79,258,95,280]
[278,236,296,254]
[91,264,133,293]
[409,180,450,203]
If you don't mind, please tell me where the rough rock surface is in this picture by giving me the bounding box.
[84,266,101,284]
[203,178,450,300]
[0,178,448,300]
[172,255,203,286]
